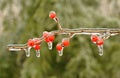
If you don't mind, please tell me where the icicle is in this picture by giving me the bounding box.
[58,48,64,56]
[24,47,31,57]
[97,45,103,56]
[48,42,53,50]
[36,50,40,57]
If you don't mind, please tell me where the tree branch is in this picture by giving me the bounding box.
[7,11,120,57]
[7,28,120,51]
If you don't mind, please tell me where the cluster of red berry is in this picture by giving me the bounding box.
[26,11,58,57]
[7,10,119,57]
[27,38,41,57]
[91,34,104,56]
[56,38,70,56]
[43,31,55,43]
[91,35,104,46]
[27,31,55,57]
[49,11,70,55]
[27,30,70,57]
[43,31,55,50]
[26,11,105,57]
[27,38,41,50]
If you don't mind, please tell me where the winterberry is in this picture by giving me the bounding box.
[96,38,104,45]
[34,45,40,50]
[91,35,98,43]
[27,39,35,47]
[56,44,63,51]
[49,11,56,19]
[62,38,70,47]
[48,35,55,42]
[44,33,55,42]
[45,37,50,42]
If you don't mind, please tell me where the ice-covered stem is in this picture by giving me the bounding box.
[57,18,63,30]
[49,11,63,30]
[7,44,27,51]
[51,28,120,37]
[7,28,120,51]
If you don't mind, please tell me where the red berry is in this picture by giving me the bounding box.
[48,35,55,42]
[62,41,69,47]
[96,38,104,45]
[45,37,50,42]
[34,45,40,50]
[43,31,49,38]
[56,44,63,51]
[49,11,56,19]
[62,38,70,47]
[27,39,35,47]
[91,35,98,43]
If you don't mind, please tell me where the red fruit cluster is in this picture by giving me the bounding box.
[56,38,70,51]
[49,11,56,19]
[43,31,55,43]
[27,38,41,50]
[91,35,104,45]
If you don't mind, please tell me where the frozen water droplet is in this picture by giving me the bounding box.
[58,51,63,56]
[24,47,31,57]
[48,42,52,50]
[36,50,40,57]
[98,45,103,56]
[58,48,64,56]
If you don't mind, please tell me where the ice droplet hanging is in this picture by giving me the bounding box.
[48,42,53,50]
[36,50,40,57]
[56,43,64,56]
[24,47,31,57]
[58,48,64,56]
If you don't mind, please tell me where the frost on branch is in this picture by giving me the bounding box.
[7,11,120,57]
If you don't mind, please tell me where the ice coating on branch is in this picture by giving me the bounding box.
[9,48,21,51]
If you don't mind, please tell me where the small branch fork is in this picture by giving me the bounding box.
[7,11,120,57]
